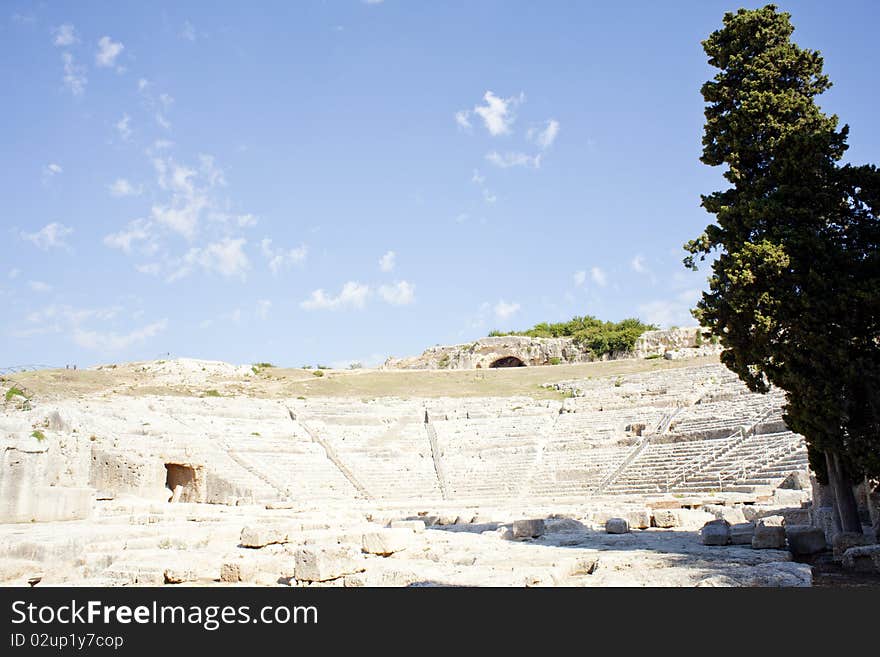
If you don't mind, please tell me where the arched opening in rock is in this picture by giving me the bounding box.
[489,356,526,368]
[164,463,204,503]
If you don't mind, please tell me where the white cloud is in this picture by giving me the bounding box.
[631,255,647,273]
[485,151,541,169]
[573,270,586,287]
[74,319,168,351]
[638,289,702,328]
[378,250,396,272]
[256,299,271,320]
[176,238,250,280]
[378,280,415,306]
[590,266,607,287]
[21,222,73,250]
[103,219,154,255]
[61,52,86,96]
[95,36,124,68]
[108,178,142,197]
[454,110,472,130]
[52,24,78,47]
[149,155,225,239]
[8,268,21,280]
[471,169,485,185]
[115,113,132,141]
[494,300,521,320]
[301,281,370,311]
[482,188,497,204]
[28,281,52,293]
[43,163,63,181]
[528,119,560,149]
[260,238,307,274]
[472,91,523,136]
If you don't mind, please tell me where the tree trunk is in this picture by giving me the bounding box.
[825,450,862,534]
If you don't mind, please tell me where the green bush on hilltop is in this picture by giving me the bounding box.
[489,316,657,359]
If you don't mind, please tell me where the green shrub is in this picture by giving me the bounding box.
[31,430,46,442]
[645,353,663,360]
[549,357,561,365]
[5,386,26,402]
[348,362,363,370]
[490,315,657,359]
[438,355,451,369]
[312,370,324,377]
[253,362,275,369]
[204,389,221,397]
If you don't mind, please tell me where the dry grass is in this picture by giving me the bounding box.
[12,355,721,401]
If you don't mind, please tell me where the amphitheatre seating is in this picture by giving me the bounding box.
[38,364,809,506]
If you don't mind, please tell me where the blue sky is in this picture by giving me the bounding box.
[1,1,878,368]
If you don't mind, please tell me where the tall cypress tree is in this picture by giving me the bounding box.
[685,5,880,533]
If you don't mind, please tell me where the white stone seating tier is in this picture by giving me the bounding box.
[11,363,811,508]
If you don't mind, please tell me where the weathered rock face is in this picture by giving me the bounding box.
[384,328,722,370]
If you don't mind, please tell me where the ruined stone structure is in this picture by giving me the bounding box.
[384,327,722,370]
[1,358,876,587]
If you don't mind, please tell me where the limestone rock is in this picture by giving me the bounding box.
[625,509,652,530]
[361,529,413,556]
[295,546,364,582]
[605,518,629,534]
[700,519,731,546]
[240,524,289,548]
[841,545,880,573]
[785,526,827,556]
[729,522,756,545]
[752,520,786,549]
[832,532,873,561]
[220,561,257,583]
[389,520,425,533]
[652,509,678,528]
[512,519,546,538]
[163,568,197,584]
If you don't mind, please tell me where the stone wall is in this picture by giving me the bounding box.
[384,327,721,370]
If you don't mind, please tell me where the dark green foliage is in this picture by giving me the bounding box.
[491,316,657,359]
[685,5,880,485]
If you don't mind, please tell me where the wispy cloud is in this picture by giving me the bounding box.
[485,151,541,169]
[61,52,87,96]
[171,238,251,281]
[103,219,154,255]
[28,281,53,293]
[378,280,415,306]
[115,113,132,141]
[494,299,521,320]
[528,119,560,149]
[301,281,370,311]
[108,178,142,197]
[458,91,524,136]
[256,299,271,320]
[95,36,124,68]
[260,238,307,274]
[179,21,197,41]
[52,24,79,47]
[378,250,396,272]
[21,222,73,250]
[74,319,168,351]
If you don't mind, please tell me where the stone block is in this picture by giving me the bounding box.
[625,509,652,530]
[729,522,756,545]
[605,518,629,534]
[389,520,425,533]
[752,523,786,549]
[652,509,677,528]
[700,519,730,546]
[294,546,364,582]
[842,545,880,573]
[240,524,289,548]
[512,519,546,538]
[785,525,827,556]
[361,529,413,556]
[833,532,873,561]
